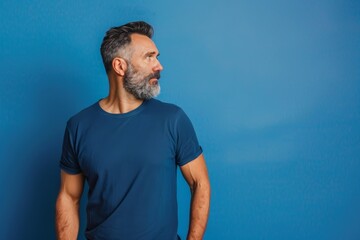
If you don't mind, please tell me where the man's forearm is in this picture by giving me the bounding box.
[55,194,80,240]
[187,181,211,240]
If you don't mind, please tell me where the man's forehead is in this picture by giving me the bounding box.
[130,33,159,54]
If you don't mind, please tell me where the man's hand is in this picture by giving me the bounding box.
[55,170,84,240]
[180,154,211,240]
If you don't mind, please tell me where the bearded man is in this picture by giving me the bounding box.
[55,21,211,240]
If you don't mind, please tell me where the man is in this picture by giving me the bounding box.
[55,21,210,240]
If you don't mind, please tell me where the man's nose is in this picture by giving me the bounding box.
[153,59,163,72]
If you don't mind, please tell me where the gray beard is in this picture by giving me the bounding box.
[123,63,161,100]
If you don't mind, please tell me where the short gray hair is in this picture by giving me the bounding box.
[100,21,154,73]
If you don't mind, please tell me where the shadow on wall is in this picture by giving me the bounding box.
[3,65,87,239]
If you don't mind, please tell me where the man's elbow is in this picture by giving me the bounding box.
[190,178,211,196]
[56,191,80,210]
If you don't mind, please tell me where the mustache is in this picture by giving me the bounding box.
[147,71,161,81]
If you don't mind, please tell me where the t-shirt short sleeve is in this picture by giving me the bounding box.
[59,123,82,174]
[174,109,203,166]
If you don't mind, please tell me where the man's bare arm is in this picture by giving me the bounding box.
[180,154,211,240]
[55,170,85,240]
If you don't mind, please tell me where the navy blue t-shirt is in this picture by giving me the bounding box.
[60,98,202,240]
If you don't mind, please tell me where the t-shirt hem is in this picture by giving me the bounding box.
[178,147,203,167]
[60,163,82,175]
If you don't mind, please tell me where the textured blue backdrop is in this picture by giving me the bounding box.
[1,0,359,239]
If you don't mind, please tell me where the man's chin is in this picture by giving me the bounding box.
[149,85,161,98]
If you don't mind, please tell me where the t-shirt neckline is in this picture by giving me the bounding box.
[95,98,151,118]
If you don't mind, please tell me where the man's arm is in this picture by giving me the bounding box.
[55,170,85,240]
[180,154,211,240]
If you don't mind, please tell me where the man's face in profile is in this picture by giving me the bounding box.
[123,33,163,100]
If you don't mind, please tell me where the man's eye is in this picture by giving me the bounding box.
[146,55,155,61]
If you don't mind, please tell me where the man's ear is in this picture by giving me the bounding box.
[112,57,128,76]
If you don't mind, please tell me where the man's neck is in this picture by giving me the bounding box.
[99,76,143,114]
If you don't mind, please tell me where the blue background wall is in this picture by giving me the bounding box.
[1,0,359,239]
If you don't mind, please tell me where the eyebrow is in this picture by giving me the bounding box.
[145,51,160,57]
